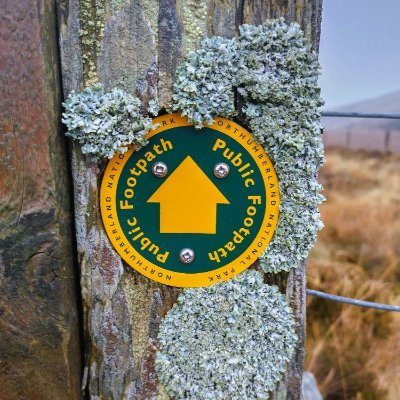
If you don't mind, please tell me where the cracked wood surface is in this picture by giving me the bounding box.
[58,1,322,398]
[0,0,82,399]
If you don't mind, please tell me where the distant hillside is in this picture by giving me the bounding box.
[322,90,400,153]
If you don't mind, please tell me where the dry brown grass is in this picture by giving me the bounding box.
[306,148,400,400]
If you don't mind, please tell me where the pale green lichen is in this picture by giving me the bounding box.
[171,18,325,273]
[62,83,155,159]
[180,0,208,54]
[148,98,160,116]
[109,0,127,13]
[141,0,159,44]
[79,0,105,85]
[157,384,171,400]
[155,270,297,399]
[124,276,153,370]
[171,36,239,127]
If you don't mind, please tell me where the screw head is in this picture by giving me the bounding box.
[179,248,195,264]
[152,161,168,178]
[214,162,230,178]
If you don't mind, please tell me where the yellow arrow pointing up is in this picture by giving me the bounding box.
[147,156,230,234]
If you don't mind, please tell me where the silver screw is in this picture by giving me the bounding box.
[152,161,168,178]
[179,248,195,264]
[214,162,230,178]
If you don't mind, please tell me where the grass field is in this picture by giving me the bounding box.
[306,148,400,400]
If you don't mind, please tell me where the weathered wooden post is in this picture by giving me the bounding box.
[0,1,81,398]
[384,130,390,154]
[58,1,323,399]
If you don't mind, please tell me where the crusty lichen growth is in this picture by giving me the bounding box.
[172,18,325,273]
[156,270,297,399]
[124,277,153,370]
[62,84,156,159]
[109,0,126,13]
[141,0,159,44]
[157,384,170,400]
[180,0,208,54]
[79,0,105,86]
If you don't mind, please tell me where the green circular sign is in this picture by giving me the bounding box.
[100,114,280,287]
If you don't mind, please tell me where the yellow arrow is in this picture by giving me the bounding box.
[147,156,230,234]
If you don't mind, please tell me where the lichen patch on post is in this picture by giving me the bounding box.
[123,277,154,372]
[171,18,325,273]
[79,0,106,86]
[141,0,159,44]
[179,0,208,54]
[109,0,127,14]
[155,270,297,399]
[62,84,155,160]
[171,36,239,127]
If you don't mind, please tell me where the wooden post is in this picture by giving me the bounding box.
[384,130,390,154]
[0,1,82,398]
[57,1,323,398]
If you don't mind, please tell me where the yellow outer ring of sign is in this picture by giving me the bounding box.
[100,113,280,287]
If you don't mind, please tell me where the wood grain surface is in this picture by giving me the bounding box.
[0,1,82,398]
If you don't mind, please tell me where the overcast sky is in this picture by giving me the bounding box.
[318,0,400,109]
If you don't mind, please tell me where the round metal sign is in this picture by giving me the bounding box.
[100,113,280,287]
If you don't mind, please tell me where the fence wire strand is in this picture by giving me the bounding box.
[306,289,400,312]
[322,111,400,119]
[311,110,400,312]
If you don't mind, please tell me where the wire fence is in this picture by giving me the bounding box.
[322,111,400,119]
[306,289,400,312]
[322,111,400,154]
[308,110,400,312]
